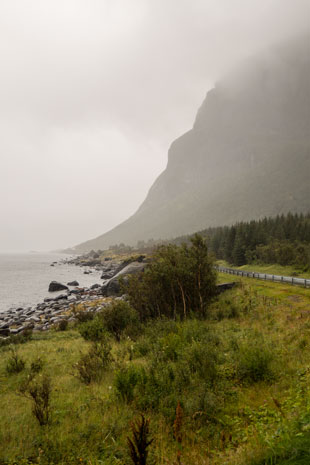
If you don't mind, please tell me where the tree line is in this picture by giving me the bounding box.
[183,212,310,269]
[95,212,310,270]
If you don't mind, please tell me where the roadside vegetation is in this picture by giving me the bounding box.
[1,236,310,464]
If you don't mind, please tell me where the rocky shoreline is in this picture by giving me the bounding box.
[0,253,147,338]
[0,251,235,338]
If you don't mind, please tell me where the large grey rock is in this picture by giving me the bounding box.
[48,281,68,292]
[90,283,101,289]
[102,262,146,296]
[100,261,127,279]
[67,280,79,286]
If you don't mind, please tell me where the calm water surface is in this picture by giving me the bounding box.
[0,253,102,313]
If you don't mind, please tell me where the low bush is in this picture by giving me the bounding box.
[75,341,113,384]
[56,319,68,331]
[79,317,107,342]
[72,306,96,323]
[20,374,52,426]
[30,356,44,374]
[184,341,218,384]
[79,301,139,343]
[6,348,26,374]
[100,300,139,341]
[114,365,143,403]
[237,340,275,383]
[214,296,240,320]
[123,320,224,421]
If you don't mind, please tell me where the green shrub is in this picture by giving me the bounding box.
[101,301,139,341]
[237,341,275,383]
[184,341,218,384]
[114,365,142,403]
[183,384,219,423]
[79,317,107,342]
[73,306,96,323]
[125,235,217,322]
[20,375,52,426]
[134,337,151,357]
[56,319,68,331]
[215,296,240,320]
[75,341,112,384]
[6,348,26,374]
[30,356,44,374]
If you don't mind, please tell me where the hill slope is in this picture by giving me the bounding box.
[75,35,310,253]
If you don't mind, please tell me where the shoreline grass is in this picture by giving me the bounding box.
[1,277,310,464]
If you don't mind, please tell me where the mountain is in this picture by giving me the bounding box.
[74,35,310,253]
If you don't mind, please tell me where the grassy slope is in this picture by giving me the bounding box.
[1,276,310,464]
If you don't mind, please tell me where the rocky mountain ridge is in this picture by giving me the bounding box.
[74,34,310,253]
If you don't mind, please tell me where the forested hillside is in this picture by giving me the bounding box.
[173,212,310,269]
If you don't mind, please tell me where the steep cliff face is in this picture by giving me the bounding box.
[74,35,310,252]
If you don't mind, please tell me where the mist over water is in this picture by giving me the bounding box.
[0,253,102,313]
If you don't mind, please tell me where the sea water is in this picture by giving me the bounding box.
[0,253,101,313]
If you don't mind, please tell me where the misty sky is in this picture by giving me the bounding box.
[1,0,309,252]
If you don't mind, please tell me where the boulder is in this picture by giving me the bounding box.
[216,282,237,294]
[48,281,68,292]
[54,294,68,301]
[102,261,146,296]
[67,280,79,286]
[90,283,100,289]
[9,327,24,335]
[0,328,10,337]
[101,272,114,279]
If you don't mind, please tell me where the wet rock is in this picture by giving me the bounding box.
[103,262,146,296]
[0,322,10,329]
[90,283,100,289]
[67,280,79,286]
[69,289,83,295]
[217,282,237,293]
[48,281,68,292]
[0,328,10,337]
[10,327,25,335]
[54,294,68,301]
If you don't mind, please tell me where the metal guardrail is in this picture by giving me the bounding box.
[216,266,310,288]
